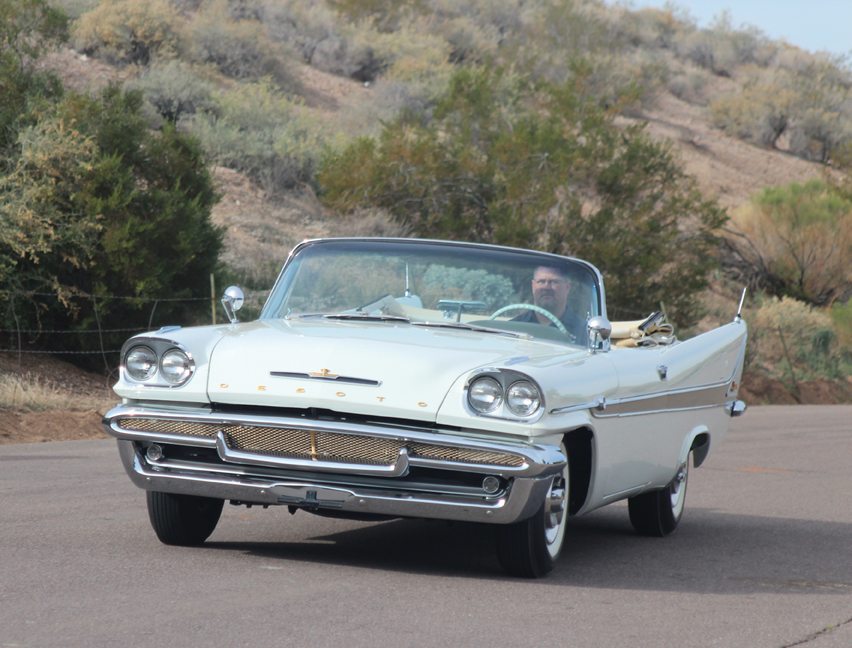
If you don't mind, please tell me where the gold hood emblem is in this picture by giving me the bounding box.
[309,368,338,379]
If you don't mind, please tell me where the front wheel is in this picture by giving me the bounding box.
[628,456,689,537]
[497,444,569,577]
[146,491,224,546]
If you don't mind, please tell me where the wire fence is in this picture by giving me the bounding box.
[1,287,658,372]
[0,287,268,371]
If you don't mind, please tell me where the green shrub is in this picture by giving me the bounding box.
[185,80,327,192]
[0,0,66,154]
[128,59,216,122]
[0,117,101,293]
[186,0,296,87]
[1,84,222,352]
[710,56,852,162]
[673,27,737,77]
[667,68,709,105]
[72,0,184,65]
[606,6,682,50]
[320,66,726,326]
[366,19,452,104]
[258,1,383,81]
[725,180,852,306]
[48,0,98,19]
[440,14,501,65]
[750,296,844,381]
[332,207,413,237]
[710,74,796,147]
[500,1,656,114]
[831,299,852,350]
[667,13,779,76]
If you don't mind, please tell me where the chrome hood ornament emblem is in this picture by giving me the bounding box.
[270,369,381,387]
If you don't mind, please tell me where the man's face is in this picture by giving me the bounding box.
[532,267,570,317]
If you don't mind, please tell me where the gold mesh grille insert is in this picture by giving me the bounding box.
[314,432,401,465]
[409,443,525,467]
[226,425,313,458]
[117,418,523,468]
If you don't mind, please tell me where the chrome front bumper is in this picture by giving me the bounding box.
[105,404,566,525]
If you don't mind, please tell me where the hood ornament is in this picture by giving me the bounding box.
[270,369,381,387]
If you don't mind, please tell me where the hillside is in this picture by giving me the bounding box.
[44,48,823,266]
[34,0,841,281]
[211,64,827,260]
[39,48,826,280]
[2,0,847,420]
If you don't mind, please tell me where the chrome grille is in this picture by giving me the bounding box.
[117,417,523,468]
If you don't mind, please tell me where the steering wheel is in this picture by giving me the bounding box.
[489,303,568,334]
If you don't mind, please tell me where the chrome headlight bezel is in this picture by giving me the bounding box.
[121,337,195,388]
[464,369,544,422]
[506,380,542,417]
[160,348,194,386]
[124,345,158,381]
[467,376,504,414]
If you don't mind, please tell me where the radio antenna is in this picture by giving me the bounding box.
[734,287,747,321]
[404,263,411,297]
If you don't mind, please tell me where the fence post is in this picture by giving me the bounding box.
[147,299,159,331]
[91,295,111,373]
[210,273,216,325]
[10,295,22,371]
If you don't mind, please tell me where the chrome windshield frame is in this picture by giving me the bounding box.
[258,238,607,329]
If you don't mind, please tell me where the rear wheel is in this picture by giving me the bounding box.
[497,443,569,578]
[146,491,224,546]
[628,456,689,537]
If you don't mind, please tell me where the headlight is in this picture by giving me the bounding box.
[468,376,504,414]
[506,380,542,417]
[160,349,194,385]
[125,345,158,381]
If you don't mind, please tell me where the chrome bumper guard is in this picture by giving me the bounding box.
[105,404,566,525]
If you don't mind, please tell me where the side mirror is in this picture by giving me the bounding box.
[587,316,612,353]
[221,285,245,324]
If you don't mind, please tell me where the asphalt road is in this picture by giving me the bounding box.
[1,405,851,648]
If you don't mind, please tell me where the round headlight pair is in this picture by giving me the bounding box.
[467,375,542,418]
[125,345,193,386]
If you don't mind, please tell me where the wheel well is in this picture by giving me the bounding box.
[564,427,593,515]
[690,432,711,467]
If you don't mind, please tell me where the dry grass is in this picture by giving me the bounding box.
[0,373,113,413]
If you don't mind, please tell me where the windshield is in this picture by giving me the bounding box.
[261,240,603,346]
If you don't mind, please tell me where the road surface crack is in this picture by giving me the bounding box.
[780,614,852,647]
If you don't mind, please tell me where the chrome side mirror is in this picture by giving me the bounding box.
[587,316,612,353]
[221,285,244,324]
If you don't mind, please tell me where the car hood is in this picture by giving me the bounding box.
[207,319,582,421]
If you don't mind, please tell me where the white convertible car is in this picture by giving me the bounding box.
[104,238,747,577]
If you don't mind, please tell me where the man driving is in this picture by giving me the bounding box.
[512,265,587,342]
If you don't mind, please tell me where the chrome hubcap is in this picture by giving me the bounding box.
[670,461,688,516]
[543,477,567,545]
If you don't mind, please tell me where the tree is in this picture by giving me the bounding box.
[319,66,726,325]
[0,0,66,155]
[66,86,221,318]
[1,0,221,362]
